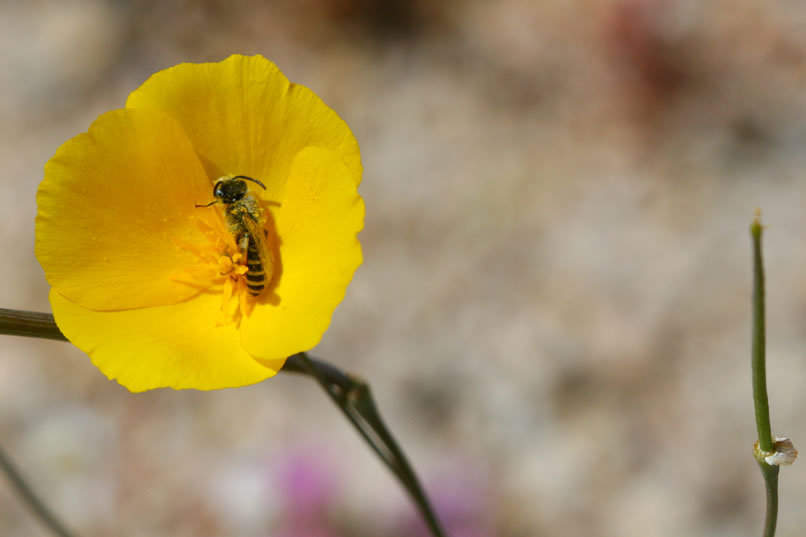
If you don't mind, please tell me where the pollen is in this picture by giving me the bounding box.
[215,253,257,326]
[218,253,248,277]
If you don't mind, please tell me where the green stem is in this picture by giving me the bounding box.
[751,214,779,537]
[758,462,779,537]
[0,308,65,341]
[347,381,445,537]
[0,443,76,537]
[295,352,448,537]
[0,308,448,537]
[751,217,773,453]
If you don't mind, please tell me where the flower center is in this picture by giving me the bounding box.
[173,194,282,327]
[216,252,254,326]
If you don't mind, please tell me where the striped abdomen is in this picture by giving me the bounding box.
[245,236,266,296]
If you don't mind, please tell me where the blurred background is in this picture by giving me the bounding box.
[3,0,806,535]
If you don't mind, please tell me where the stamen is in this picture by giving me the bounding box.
[172,204,278,326]
[217,278,234,326]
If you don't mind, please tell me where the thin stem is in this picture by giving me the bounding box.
[0,443,76,537]
[283,353,356,389]
[0,308,66,341]
[293,353,393,463]
[295,353,448,537]
[758,462,779,537]
[347,380,446,537]
[751,216,773,453]
[750,213,780,537]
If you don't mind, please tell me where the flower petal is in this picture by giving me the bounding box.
[240,147,364,359]
[36,108,222,311]
[50,289,284,391]
[125,54,362,202]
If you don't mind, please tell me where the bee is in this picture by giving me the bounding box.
[196,175,272,297]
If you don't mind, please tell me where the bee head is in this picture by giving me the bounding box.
[213,177,248,203]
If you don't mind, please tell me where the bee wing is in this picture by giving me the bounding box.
[242,214,273,274]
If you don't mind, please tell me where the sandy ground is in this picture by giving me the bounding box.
[3,1,806,536]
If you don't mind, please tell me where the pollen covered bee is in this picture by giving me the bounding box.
[196,175,272,297]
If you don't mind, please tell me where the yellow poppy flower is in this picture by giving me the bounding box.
[35,55,364,391]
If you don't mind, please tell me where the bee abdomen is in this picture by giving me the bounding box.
[245,238,265,296]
